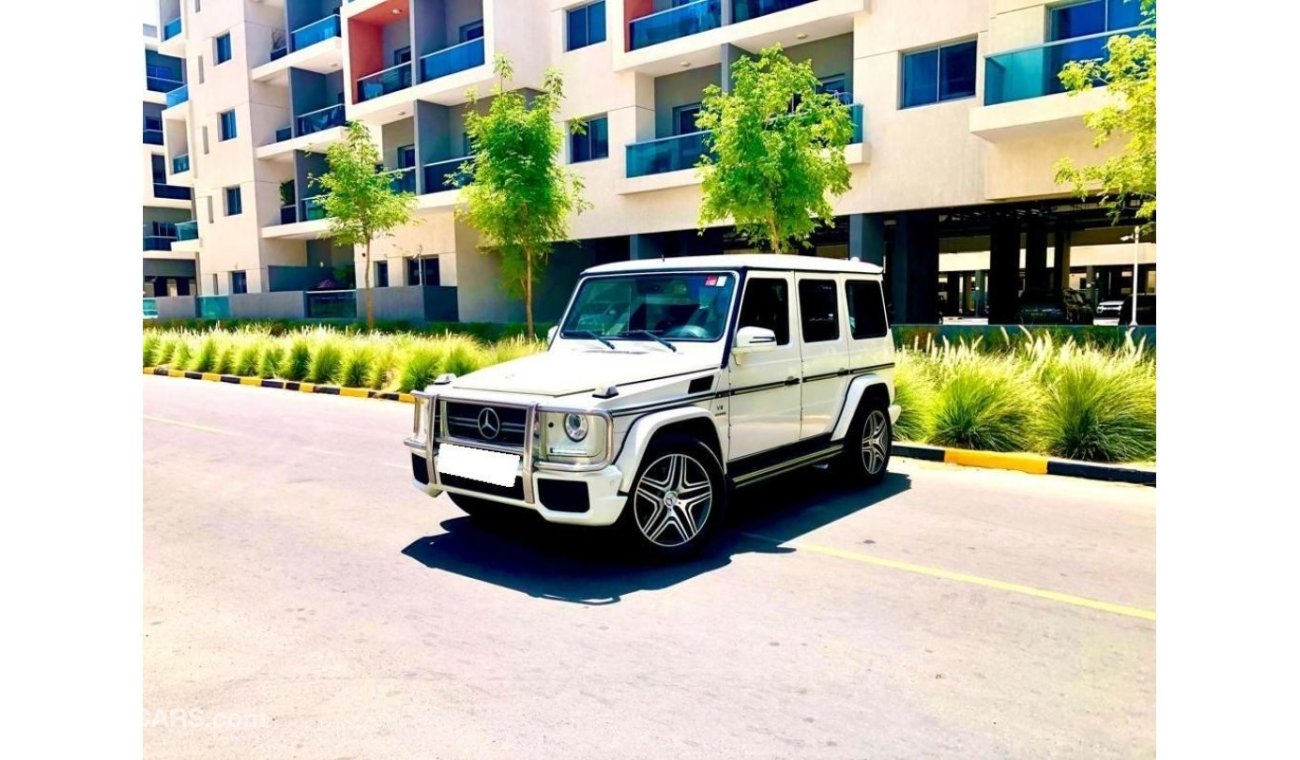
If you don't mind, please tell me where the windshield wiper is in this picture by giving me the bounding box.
[623,329,677,352]
[574,330,615,350]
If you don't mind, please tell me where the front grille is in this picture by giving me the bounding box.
[440,472,525,501]
[443,401,527,447]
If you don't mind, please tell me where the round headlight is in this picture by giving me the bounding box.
[563,413,589,442]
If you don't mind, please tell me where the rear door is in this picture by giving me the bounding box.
[795,274,851,440]
[727,273,801,459]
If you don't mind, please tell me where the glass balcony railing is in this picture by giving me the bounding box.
[732,0,818,23]
[144,128,164,145]
[291,14,341,52]
[357,62,413,102]
[275,125,292,142]
[153,184,193,200]
[280,204,298,224]
[848,102,864,144]
[143,298,159,319]
[172,153,190,173]
[143,236,176,252]
[146,75,184,93]
[626,131,713,177]
[307,290,357,319]
[198,296,231,320]
[162,17,182,41]
[176,221,199,241]
[296,103,345,136]
[270,44,288,61]
[629,0,721,51]
[388,167,417,194]
[301,195,329,221]
[984,25,1155,106]
[422,156,474,193]
[165,84,188,108]
[419,37,485,83]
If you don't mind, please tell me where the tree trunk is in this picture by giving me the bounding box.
[363,240,374,331]
[768,216,782,255]
[524,249,534,337]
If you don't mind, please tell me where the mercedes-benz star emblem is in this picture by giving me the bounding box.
[477,408,501,440]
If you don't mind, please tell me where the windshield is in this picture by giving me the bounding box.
[561,272,738,342]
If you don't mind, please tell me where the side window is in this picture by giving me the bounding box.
[798,279,840,342]
[737,278,790,345]
[845,279,889,339]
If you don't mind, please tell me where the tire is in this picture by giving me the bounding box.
[837,396,892,486]
[615,434,728,561]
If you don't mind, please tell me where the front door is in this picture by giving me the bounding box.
[795,274,851,440]
[727,273,801,460]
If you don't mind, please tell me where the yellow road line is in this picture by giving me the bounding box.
[143,415,238,436]
[943,448,1049,475]
[742,533,1154,621]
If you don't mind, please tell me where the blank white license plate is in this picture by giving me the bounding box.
[438,443,520,488]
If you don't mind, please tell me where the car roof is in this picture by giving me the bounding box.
[582,253,885,276]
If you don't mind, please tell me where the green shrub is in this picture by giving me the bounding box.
[398,347,442,392]
[490,335,544,365]
[215,343,239,375]
[366,345,400,390]
[1038,344,1156,462]
[338,345,375,389]
[280,338,312,381]
[143,333,161,368]
[234,340,264,377]
[171,336,194,369]
[929,351,1041,452]
[892,355,936,442]
[307,339,345,384]
[258,345,285,379]
[188,335,222,373]
[439,334,489,376]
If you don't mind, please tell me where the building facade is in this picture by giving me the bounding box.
[148,0,1157,324]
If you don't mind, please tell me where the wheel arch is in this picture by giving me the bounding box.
[614,407,724,493]
[830,374,892,442]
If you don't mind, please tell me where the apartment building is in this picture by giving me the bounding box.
[147,0,1157,324]
[143,23,198,299]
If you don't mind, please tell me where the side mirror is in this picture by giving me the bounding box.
[547,326,558,343]
[733,326,777,353]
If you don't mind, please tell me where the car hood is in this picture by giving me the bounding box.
[448,348,717,397]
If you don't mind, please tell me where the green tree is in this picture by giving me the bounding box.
[696,44,854,254]
[314,121,416,330]
[457,56,590,335]
[1054,0,1156,229]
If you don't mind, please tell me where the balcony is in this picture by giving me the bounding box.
[165,84,189,108]
[275,125,293,142]
[732,0,818,22]
[629,0,721,51]
[419,38,485,83]
[144,128,164,145]
[172,153,190,174]
[270,43,289,61]
[984,26,1155,106]
[146,75,184,94]
[153,184,193,200]
[176,221,198,241]
[627,131,712,177]
[162,17,182,41]
[422,156,473,193]
[302,195,329,221]
[280,204,298,224]
[356,63,412,103]
[143,235,176,252]
[291,14,341,52]
[297,103,345,136]
[389,167,417,194]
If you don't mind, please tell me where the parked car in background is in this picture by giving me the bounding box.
[1017,288,1095,325]
[1119,294,1157,325]
[1095,299,1125,320]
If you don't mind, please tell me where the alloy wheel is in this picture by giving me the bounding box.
[633,453,714,548]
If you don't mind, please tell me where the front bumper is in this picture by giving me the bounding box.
[403,390,629,527]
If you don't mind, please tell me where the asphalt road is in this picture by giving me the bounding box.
[143,375,1155,759]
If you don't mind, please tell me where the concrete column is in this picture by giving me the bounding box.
[1052,218,1073,292]
[721,44,744,93]
[888,211,940,324]
[629,233,661,260]
[974,269,987,316]
[1025,217,1048,291]
[987,219,1020,324]
[848,213,886,266]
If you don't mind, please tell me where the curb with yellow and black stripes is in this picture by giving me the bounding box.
[144,366,1155,486]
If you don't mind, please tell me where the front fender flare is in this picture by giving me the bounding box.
[614,406,719,493]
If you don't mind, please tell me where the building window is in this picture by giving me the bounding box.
[1050,0,1143,41]
[202,126,210,154]
[406,257,440,287]
[397,145,416,169]
[798,279,840,342]
[900,39,977,108]
[673,103,702,135]
[460,20,483,43]
[566,2,606,51]
[218,109,237,140]
[375,261,389,288]
[150,154,167,184]
[393,46,411,66]
[224,186,242,216]
[215,33,232,64]
[197,55,205,84]
[845,280,889,339]
[194,0,201,12]
[231,271,247,294]
[570,116,608,163]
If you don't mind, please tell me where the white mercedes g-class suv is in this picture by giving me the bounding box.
[404,254,900,559]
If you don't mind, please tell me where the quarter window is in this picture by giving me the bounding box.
[845,280,889,339]
[901,39,977,108]
[798,279,840,343]
[737,278,790,345]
